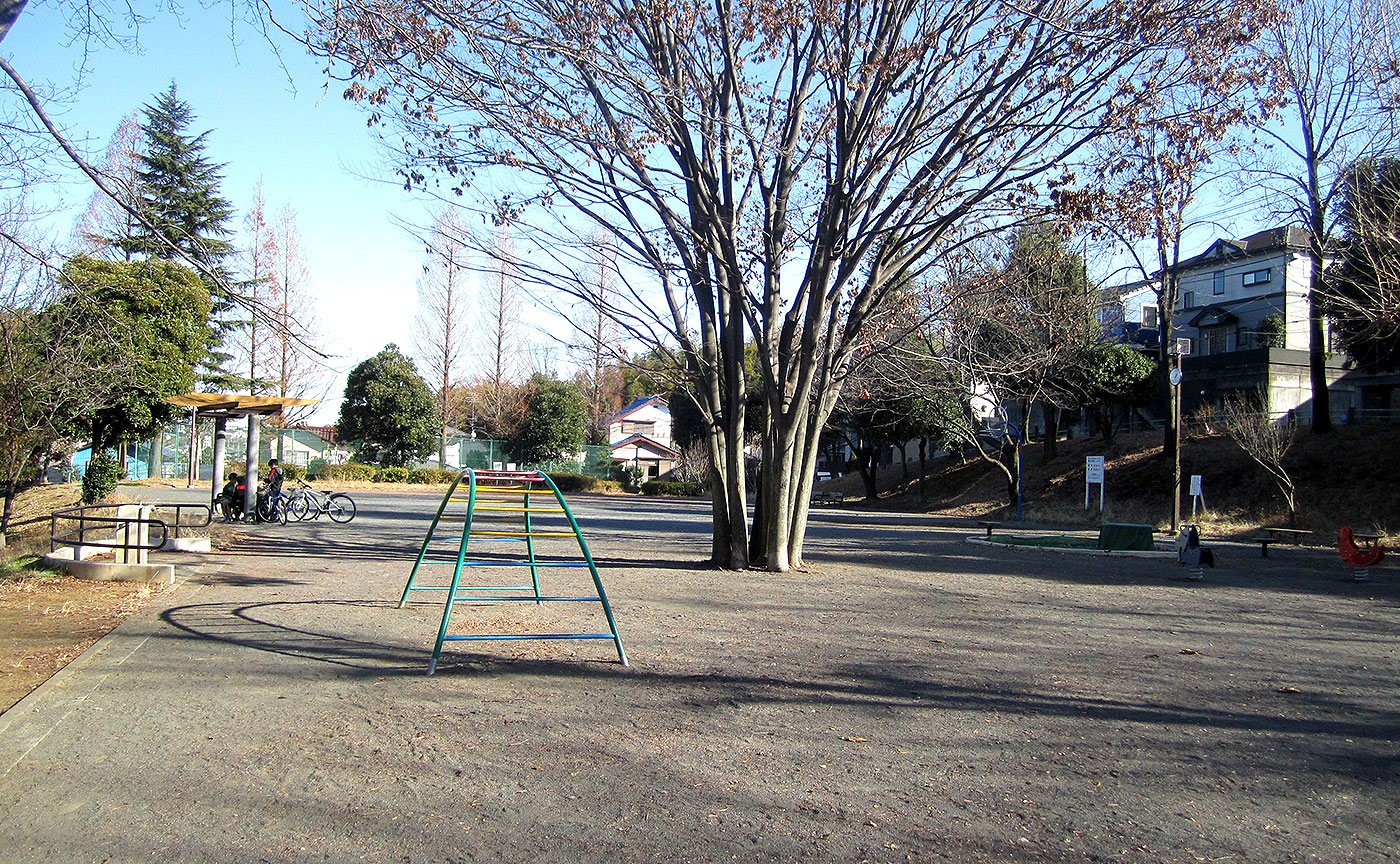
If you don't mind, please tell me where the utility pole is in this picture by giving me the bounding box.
[1170,337,1190,532]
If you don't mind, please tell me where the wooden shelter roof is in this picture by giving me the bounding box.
[166,392,319,417]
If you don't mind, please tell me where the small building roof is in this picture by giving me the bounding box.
[610,433,680,459]
[607,394,669,425]
[166,392,319,417]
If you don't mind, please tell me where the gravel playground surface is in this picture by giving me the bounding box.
[0,491,1396,863]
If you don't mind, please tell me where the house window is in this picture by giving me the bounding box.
[1141,305,1158,329]
[1183,291,1197,309]
[1213,272,1227,295]
[1204,326,1229,355]
[621,420,655,436]
[1242,268,1271,286]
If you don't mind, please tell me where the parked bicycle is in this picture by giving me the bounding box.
[282,479,357,523]
[255,492,288,525]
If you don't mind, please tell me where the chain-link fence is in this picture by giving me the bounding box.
[94,421,617,483]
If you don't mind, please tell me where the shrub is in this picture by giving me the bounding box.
[282,464,306,481]
[641,480,707,497]
[374,466,410,483]
[547,472,598,492]
[408,468,457,484]
[315,462,376,482]
[81,451,123,504]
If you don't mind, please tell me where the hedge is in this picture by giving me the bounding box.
[408,468,457,484]
[373,466,410,483]
[313,463,377,482]
[548,472,611,493]
[640,480,707,497]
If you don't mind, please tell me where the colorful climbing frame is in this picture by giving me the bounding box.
[400,468,628,674]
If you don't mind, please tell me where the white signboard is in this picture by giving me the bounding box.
[1085,456,1106,510]
[1190,474,1206,516]
[1189,474,1203,496]
[1086,456,1105,483]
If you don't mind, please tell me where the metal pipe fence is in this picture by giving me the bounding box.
[49,503,210,557]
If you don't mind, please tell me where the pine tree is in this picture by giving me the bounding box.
[117,83,239,389]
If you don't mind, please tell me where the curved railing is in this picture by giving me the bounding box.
[51,503,211,557]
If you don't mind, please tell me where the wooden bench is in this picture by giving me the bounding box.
[811,491,844,506]
[976,520,1002,538]
[1250,527,1312,557]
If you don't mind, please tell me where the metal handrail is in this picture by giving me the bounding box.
[149,503,212,539]
[50,504,172,556]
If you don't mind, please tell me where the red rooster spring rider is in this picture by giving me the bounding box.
[1338,526,1386,581]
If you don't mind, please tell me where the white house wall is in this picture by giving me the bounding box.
[608,402,673,447]
[1281,255,1314,351]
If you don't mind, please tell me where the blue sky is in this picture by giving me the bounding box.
[5,1,1287,429]
[5,0,437,424]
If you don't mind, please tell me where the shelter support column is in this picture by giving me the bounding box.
[210,417,227,508]
[243,415,261,517]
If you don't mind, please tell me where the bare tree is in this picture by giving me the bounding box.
[413,208,472,466]
[1088,59,1280,460]
[309,0,1281,570]
[69,111,142,260]
[916,235,1102,506]
[469,228,530,438]
[236,180,277,394]
[478,228,528,388]
[265,203,327,428]
[1323,156,1400,368]
[1219,386,1298,518]
[569,236,625,444]
[1253,0,1400,431]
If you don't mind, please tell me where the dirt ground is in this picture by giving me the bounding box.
[0,575,162,713]
[2,490,1397,863]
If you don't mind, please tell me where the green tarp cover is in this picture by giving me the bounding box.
[1097,523,1155,551]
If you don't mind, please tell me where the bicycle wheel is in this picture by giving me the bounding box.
[326,493,356,523]
[287,494,310,521]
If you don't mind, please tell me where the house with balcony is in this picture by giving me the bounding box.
[1101,226,1400,422]
[606,395,679,480]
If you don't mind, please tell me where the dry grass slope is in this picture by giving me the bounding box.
[854,423,1400,543]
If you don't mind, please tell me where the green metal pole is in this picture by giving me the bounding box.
[399,470,467,608]
[540,472,628,665]
[429,468,478,675]
[523,481,542,604]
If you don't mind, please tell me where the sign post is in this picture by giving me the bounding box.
[1189,474,1205,517]
[1085,456,1106,511]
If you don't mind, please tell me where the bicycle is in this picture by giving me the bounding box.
[283,479,356,523]
[255,491,288,525]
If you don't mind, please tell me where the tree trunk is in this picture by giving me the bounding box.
[1159,276,1178,462]
[1042,403,1060,462]
[1308,259,1332,432]
[918,437,928,505]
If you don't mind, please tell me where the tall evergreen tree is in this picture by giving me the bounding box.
[117,83,239,388]
[1324,156,1400,370]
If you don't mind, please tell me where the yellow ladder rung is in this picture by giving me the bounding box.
[470,530,575,537]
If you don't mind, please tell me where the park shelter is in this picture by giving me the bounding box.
[166,393,318,516]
